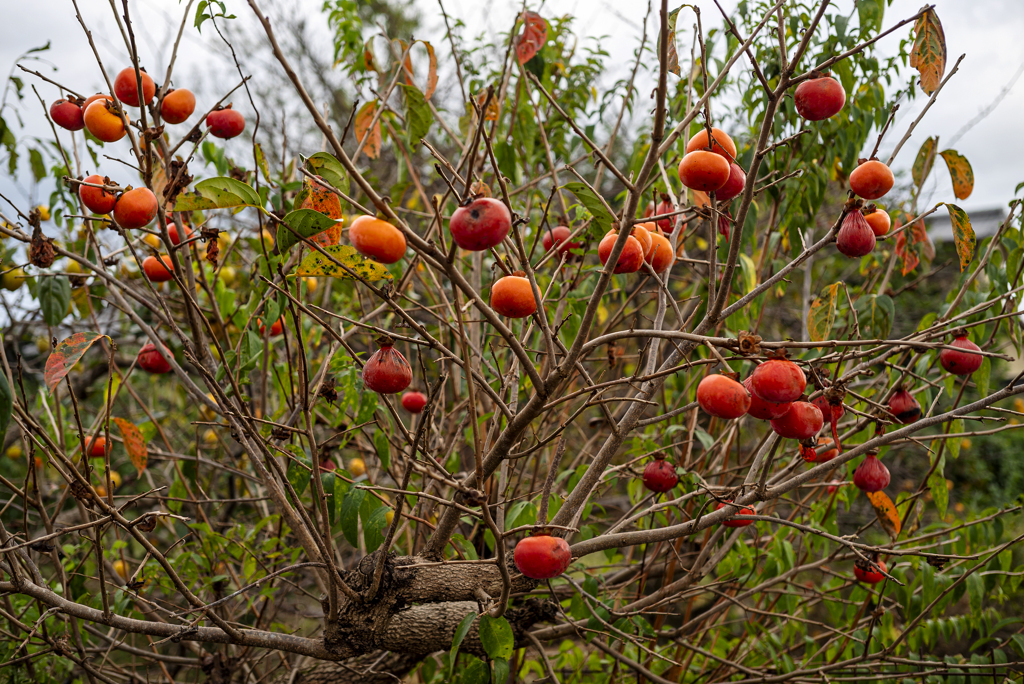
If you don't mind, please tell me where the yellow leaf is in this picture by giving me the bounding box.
[939,149,974,200]
[296,245,393,282]
[113,418,148,476]
[945,204,975,272]
[807,283,840,342]
[866,490,901,542]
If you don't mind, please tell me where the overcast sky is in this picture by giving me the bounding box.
[1,0,1022,215]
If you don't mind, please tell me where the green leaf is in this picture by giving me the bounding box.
[912,136,938,188]
[374,430,391,472]
[448,611,478,678]
[1011,634,1024,658]
[807,283,841,342]
[947,419,963,459]
[167,477,187,513]
[321,471,336,523]
[462,656,490,684]
[966,572,984,614]
[0,371,11,448]
[339,487,366,547]
[738,252,757,294]
[296,244,393,282]
[927,453,947,518]
[478,614,514,661]
[39,276,72,327]
[855,294,894,340]
[492,658,510,683]
[331,475,350,526]
[173,177,263,212]
[400,84,432,146]
[361,496,388,552]
[285,447,313,498]
[857,0,884,34]
[945,204,974,272]
[975,357,991,399]
[561,182,615,231]
[29,148,46,183]
[254,142,271,181]
[305,152,347,190]
[276,209,342,255]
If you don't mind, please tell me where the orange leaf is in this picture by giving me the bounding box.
[474,90,499,122]
[894,218,920,277]
[911,136,937,188]
[395,39,414,86]
[422,41,438,100]
[515,11,548,65]
[939,150,974,200]
[662,6,683,77]
[354,101,383,160]
[45,332,109,394]
[866,490,901,542]
[113,417,148,476]
[910,9,946,94]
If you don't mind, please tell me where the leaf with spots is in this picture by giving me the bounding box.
[866,490,901,542]
[946,204,975,272]
[354,101,383,160]
[895,217,920,277]
[172,177,263,212]
[114,418,147,476]
[807,283,840,342]
[910,8,946,94]
[514,12,548,65]
[276,209,342,256]
[912,136,937,188]
[939,149,974,200]
[296,245,393,282]
[304,152,347,192]
[45,332,109,394]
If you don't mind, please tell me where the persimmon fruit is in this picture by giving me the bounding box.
[50,99,85,131]
[114,67,156,107]
[79,175,117,214]
[849,160,894,200]
[696,374,751,419]
[206,106,246,139]
[113,187,158,229]
[491,271,538,318]
[449,197,511,251]
[514,534,572,579]
[685,127,737,160]
[83,100,127,142]
[677,151,731,192]
[348,215,407,263]
[794,74,846,121]
[160,88,196,124]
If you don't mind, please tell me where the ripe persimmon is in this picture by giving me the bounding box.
[849,160,894,200]
[160,88,196,124]
[143,255,174,282]
[79,175,117,214]
[113,188,158,229]
[114,67,156,107]
[598,231,644,274]
[83,100,127,143]
[490,271,537,318]
[348,215,407,263]
[685,127,736,160]
[678,151,731,192]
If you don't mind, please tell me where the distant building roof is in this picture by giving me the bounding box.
[926,207,1005,242]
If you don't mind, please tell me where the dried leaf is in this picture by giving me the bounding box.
[113,417,147,476]
[946,203,975,272]
[867,490,901,542]
[910,8,946,94]
[912,136,937,188]
[45,332,109,394]
[662,6,684,76]
[354,101,383,160]
[894,217,920,277]
[807,283,841,342]
[473,90,499,122]
[296,245,393,282]
[939,149,974,200]
[515,12,548,65]
[422,41,438,100]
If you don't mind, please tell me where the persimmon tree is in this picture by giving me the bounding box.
[1,1,1024,683]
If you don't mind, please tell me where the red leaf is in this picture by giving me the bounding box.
[44,332,109,394]
[515,12,548,65]
[113,417,148,476]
